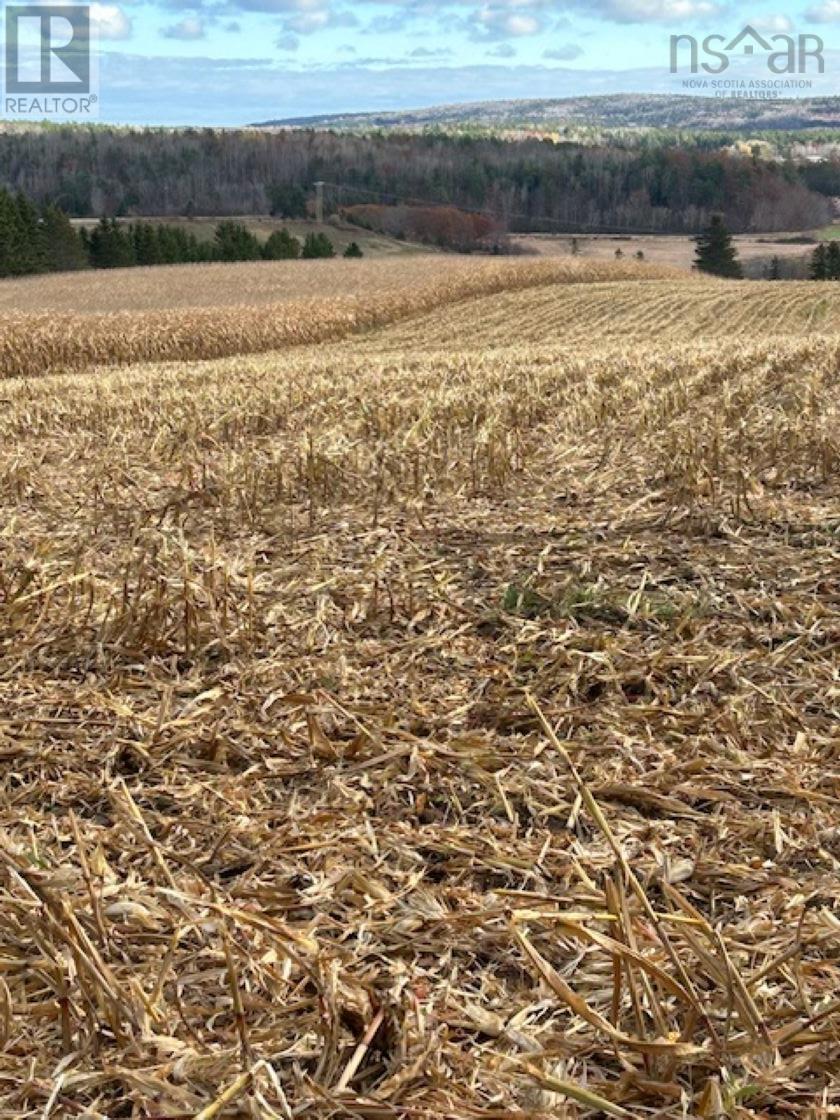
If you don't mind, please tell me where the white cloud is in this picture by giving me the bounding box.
[89,3,132,40]
[282,5,358,32]
[281,0,329,11]
[472,5,544,38]
[286,6,358,30]
[233,0,336,10]
[506,13,540,31]
[162,15,206,38]
[751,13,793,32]
[586,0,724,22]
[487,41,517,54]
[805,0,840,20]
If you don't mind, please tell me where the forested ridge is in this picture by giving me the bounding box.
[254,92,840,132]
[0,124,832,233]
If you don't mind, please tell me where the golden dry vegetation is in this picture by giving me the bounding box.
[0,256,679,379]
[0,258,838,1119]
[370,278,840,350]
[0,256,476,314]
[0,254,682,316]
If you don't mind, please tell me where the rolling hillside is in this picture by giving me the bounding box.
[252,91,840,132]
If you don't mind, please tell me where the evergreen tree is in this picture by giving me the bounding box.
[693,215,743,278]
[343,241,363,258]
[0,188,44,275]
[182,229,204,262]
[302,231,335,259]
[827,241,840,280]
[40,205,88,271]
[0,190,24,276]
[157,225,183,264]
[262,228,301,259]
[266,183,308,218]
[133,222,161,265]
[15,192,45,273]
[768,256,781,280]
[88,218,135,268]
[213,220,262,261]
[192,236,215,262]
[810,243,828,280]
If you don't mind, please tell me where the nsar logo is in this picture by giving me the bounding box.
[671,24,824,75]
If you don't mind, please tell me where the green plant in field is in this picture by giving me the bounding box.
[502,579,622,622]
[502,576,696,627]
[502,582,552,618]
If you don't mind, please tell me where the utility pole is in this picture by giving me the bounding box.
[314,181,324,224]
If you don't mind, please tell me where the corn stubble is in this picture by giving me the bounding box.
[0,260,838,1119]
[0,256,678,380]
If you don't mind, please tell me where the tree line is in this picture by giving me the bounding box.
[0,187,360,278]
[809,242,840,279]
[0,123,830,235]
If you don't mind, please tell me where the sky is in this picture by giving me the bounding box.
[3,0,840,124]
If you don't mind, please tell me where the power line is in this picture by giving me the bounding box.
[317,178,681,237]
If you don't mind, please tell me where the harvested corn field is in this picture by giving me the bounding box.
[369,278,840,351]
[0,257,680,380]
[0,261,838,1119]
[0,256,481,314]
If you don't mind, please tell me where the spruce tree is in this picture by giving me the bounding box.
[266,183,307,218]
[810,243,828,280]
[827,241,840,280]
[693,215,743,279]
[15,192,44,273]
[0,188,44,276]
[40,205,88,271]
[302,232,335,259]
[133,222,160,266]
[213,221,262,261]
[156,225,181,264]
[89,217,135,268]
[343,241,363,258]
[263,228,301,259]
[0,190,22,276]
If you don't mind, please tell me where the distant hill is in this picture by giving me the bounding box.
[251,93,840,132]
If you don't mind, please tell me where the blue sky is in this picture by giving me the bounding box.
[7,0,840,124]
